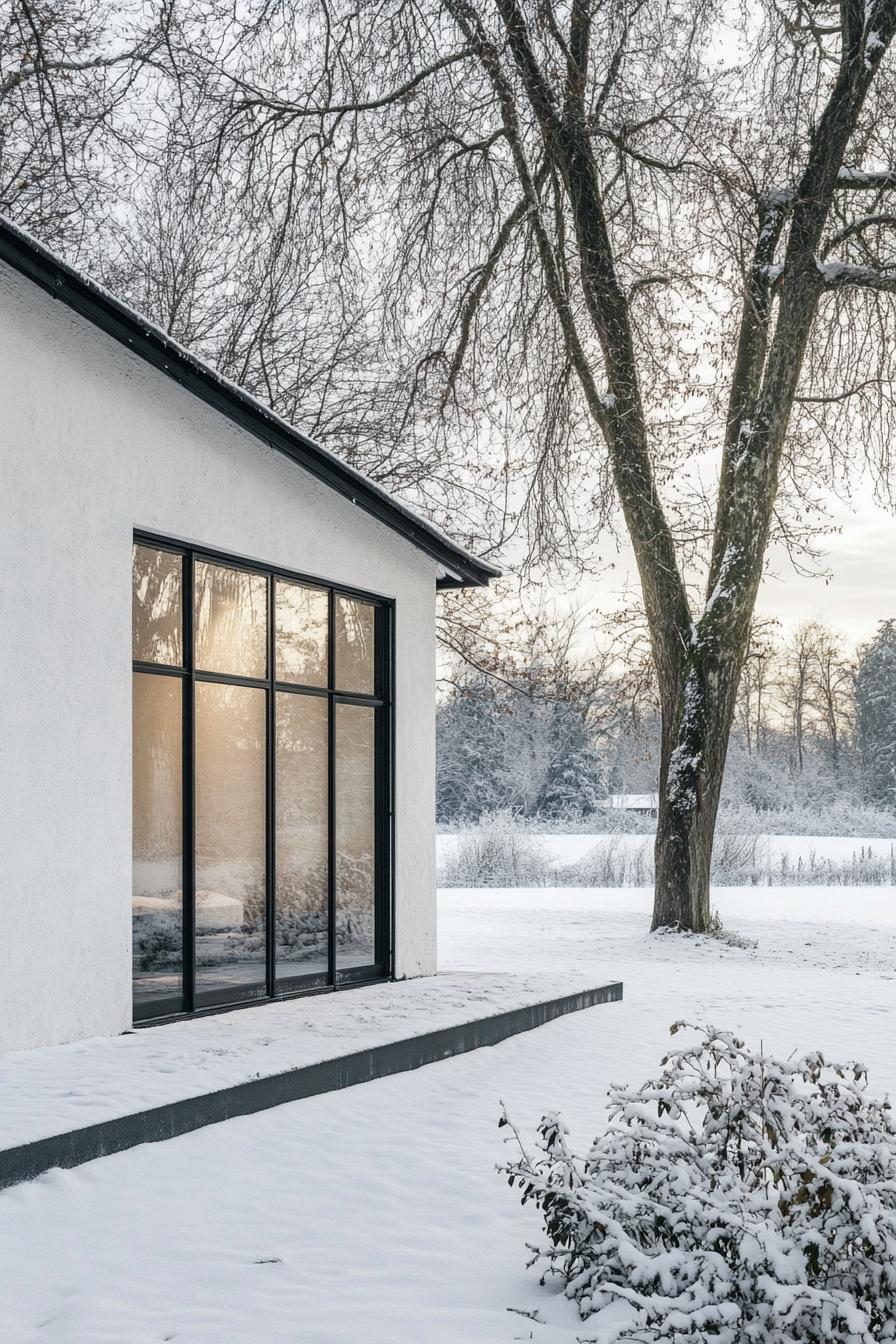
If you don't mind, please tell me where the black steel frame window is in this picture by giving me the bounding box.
[132,532,393,1023]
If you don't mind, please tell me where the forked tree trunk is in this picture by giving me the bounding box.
[462,0,896,933]
[651,653,745,932]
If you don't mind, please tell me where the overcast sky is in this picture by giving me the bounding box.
[757,497,896,646]
[578,483,896,653]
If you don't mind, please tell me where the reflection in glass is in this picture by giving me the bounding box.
[275,580,328,686]
[335,597,375,694]
[276,693,329,980]
[195,561,267,678]
[133,673,183,1004]
[195,682,267,997]
[133,545,182,665]
[335,703,376,969]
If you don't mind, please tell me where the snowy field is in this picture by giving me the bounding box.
[437,829,896,868]
[2,884,895,1342]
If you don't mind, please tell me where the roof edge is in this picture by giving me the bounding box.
[0,216,500,590]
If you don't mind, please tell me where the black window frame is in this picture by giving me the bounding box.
[132,530,394,1024]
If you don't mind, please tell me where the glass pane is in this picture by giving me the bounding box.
[132,545,182,665]
[335,703,376,970]
[194,561,267,678]
[195,682,267,999]
[335,597,375,695]
[275,580,328,686]
[133,673,183,1006]
[275,693,329,980]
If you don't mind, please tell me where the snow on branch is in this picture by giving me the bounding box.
[837,166,896,190]
[501,1023,896,1342]
[817,260,896,291]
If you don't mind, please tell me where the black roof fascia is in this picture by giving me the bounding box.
[0,218,500,590]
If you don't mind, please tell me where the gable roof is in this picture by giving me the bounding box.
[0,215,499,590]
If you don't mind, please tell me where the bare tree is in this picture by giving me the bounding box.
[0,1,168,245]
[780,622,820,774]
[736,621,779,757]
[164,0,896,931]
[778,620,855,773]
[8,1,896,930]
[808,624,855,770]
[0,2,510,531]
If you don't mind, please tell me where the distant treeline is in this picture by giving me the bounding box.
[436,617,896,827]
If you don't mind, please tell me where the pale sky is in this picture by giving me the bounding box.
[580,485,896,653]
[757,503,896,646]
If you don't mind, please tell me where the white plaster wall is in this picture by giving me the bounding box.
[0,264,438,1053]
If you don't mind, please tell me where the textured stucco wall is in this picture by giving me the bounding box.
[0,263,438,1053]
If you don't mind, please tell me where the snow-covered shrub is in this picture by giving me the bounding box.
[501,1024,896,1342]
[704,910,758,949]
[438,810,551,886]
[769,844,896,887]
[719,796,896,839]
[582,806,658,836]
[134,925,180,972]
[711,828,765,884]
[562,836,651,887]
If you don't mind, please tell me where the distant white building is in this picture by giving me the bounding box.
[605,793,659,817]
[0,217,498,1052]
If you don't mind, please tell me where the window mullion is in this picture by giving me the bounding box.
[184,550,196,1014]
[327,588,336,989]
[266,572,276,998]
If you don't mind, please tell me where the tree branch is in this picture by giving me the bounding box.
[0,47,163,101]
[490,0,693,675]
[837,167,896,189]
[214,49,475,119]
[822,212,896,253]
[441,181,540,401]
[817,261,896,290]
[796,377,893,404]
[704,0,896,637]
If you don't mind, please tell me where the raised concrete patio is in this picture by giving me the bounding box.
[0,970,622,1189]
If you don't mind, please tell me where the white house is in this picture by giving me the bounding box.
[0,217,497,1053]
[605,793,659,818]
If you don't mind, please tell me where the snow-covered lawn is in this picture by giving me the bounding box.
[2,885,895,1343]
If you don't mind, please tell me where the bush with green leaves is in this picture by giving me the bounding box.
[501,1024,896,1342]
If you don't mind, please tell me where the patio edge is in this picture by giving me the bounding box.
[0,981,622,1190]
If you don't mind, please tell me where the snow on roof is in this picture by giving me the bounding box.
[605,793,658,810]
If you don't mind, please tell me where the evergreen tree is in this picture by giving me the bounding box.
[536,701,606,819]
[856,621,896,810]
[436,665,610,823]
[435,676,504,821]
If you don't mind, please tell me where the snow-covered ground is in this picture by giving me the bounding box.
[0,968,615,1151]
[437,828,651,866]
[2,884,895,1343]
[437,830,896,868]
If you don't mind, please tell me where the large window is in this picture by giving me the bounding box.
[132,537,391,1020]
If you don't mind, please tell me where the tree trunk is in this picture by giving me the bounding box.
[651,656,743,932]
